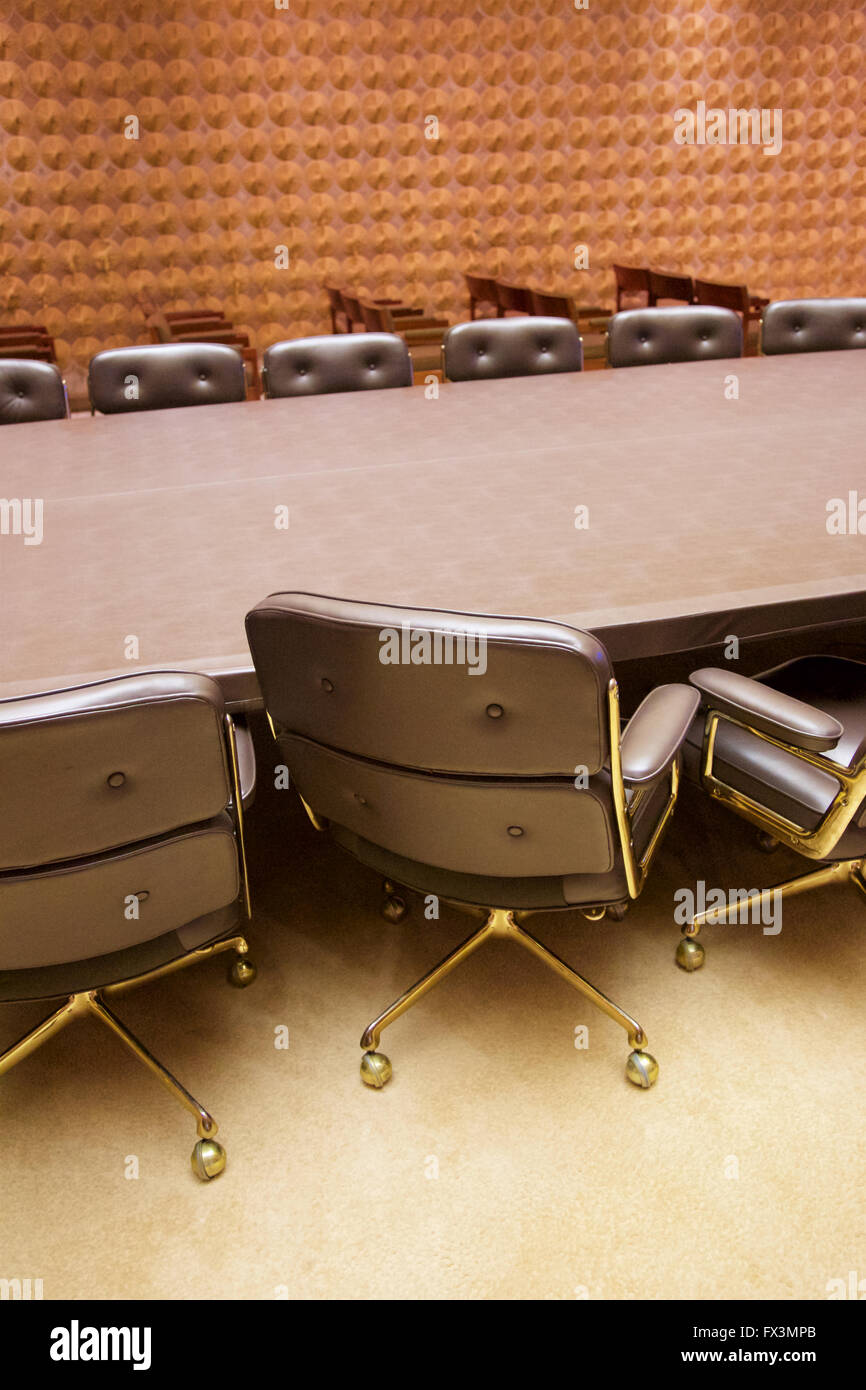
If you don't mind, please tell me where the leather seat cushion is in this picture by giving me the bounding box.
[328,763,673,910]
[0,901,239,1003]
[0,816,239,970]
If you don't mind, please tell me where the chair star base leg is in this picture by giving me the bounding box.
[359,906,655,1089]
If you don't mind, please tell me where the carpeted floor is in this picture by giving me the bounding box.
[2,721,864,1301]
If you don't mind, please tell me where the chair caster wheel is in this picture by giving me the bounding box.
[191,1138,226,1180]
[757,831,779,853]
[607,902,629,920]
[625,1049,658,1089]
[360,1051,392,1088]
[676,937,705,971]
[228,957,257,988]
[382,895,408,924]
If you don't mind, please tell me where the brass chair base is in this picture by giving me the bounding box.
[0,935,254,1180]
[360,907,657,1090]
[677,857,866,970]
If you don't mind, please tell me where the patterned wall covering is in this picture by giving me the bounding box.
[1,0,865,395]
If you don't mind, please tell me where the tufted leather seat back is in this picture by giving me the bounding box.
[0,672,242,971]
[263,333,412,397]
[443,317,583,381]
[246,592,620,880]
[88,343,247,414]
[0,673,233,872]
[608,306,743,368]
[0,359,67,425]
[761,299,866,356]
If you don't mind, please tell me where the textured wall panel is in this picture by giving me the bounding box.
[1,0,865,395]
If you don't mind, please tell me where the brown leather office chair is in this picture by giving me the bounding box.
[0,359,68,424]
[464,273,502,320]
[761,299,866,355]
[263,333,412,397]
[676,657,866,971]
[612,265,650,312]
[647,271,695,307]
[0,672,257,1178]
[246,592,699,1091]
[607,307,743,368]
[443,317,584,381]
[693,279,763,356]
[88,343,248,414]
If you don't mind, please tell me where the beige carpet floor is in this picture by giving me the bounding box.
[2,739,864,1301]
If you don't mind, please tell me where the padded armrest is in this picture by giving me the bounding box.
[231,717,257,811]
[620,684,701,784]
[689,668,843,753]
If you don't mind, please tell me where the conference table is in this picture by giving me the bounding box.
[2,351,865,710]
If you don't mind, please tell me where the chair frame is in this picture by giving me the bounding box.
[269,675,679,1090]
[0,712,256,1180]
[677,707,866,969]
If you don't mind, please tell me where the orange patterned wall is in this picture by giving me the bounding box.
[1,0,865,395]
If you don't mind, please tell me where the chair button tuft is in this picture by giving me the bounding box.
[486,703,504,718]
[107,771,126,788]
[639,333,648,343]
[354,793,368,806]
[321,677,334,693]
[507,825,524,837]
[199,371,208,380]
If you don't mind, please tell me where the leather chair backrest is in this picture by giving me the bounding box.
[88,343,247,413]
[647,270,695,305]
[693,279,749,317]
[0,359,67,424]
[761,298,866,355]
[608,306,743,368]
[246,593,619,878]
[443,317,583,381]
[0,672,232,871]
[263,333,412,397]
